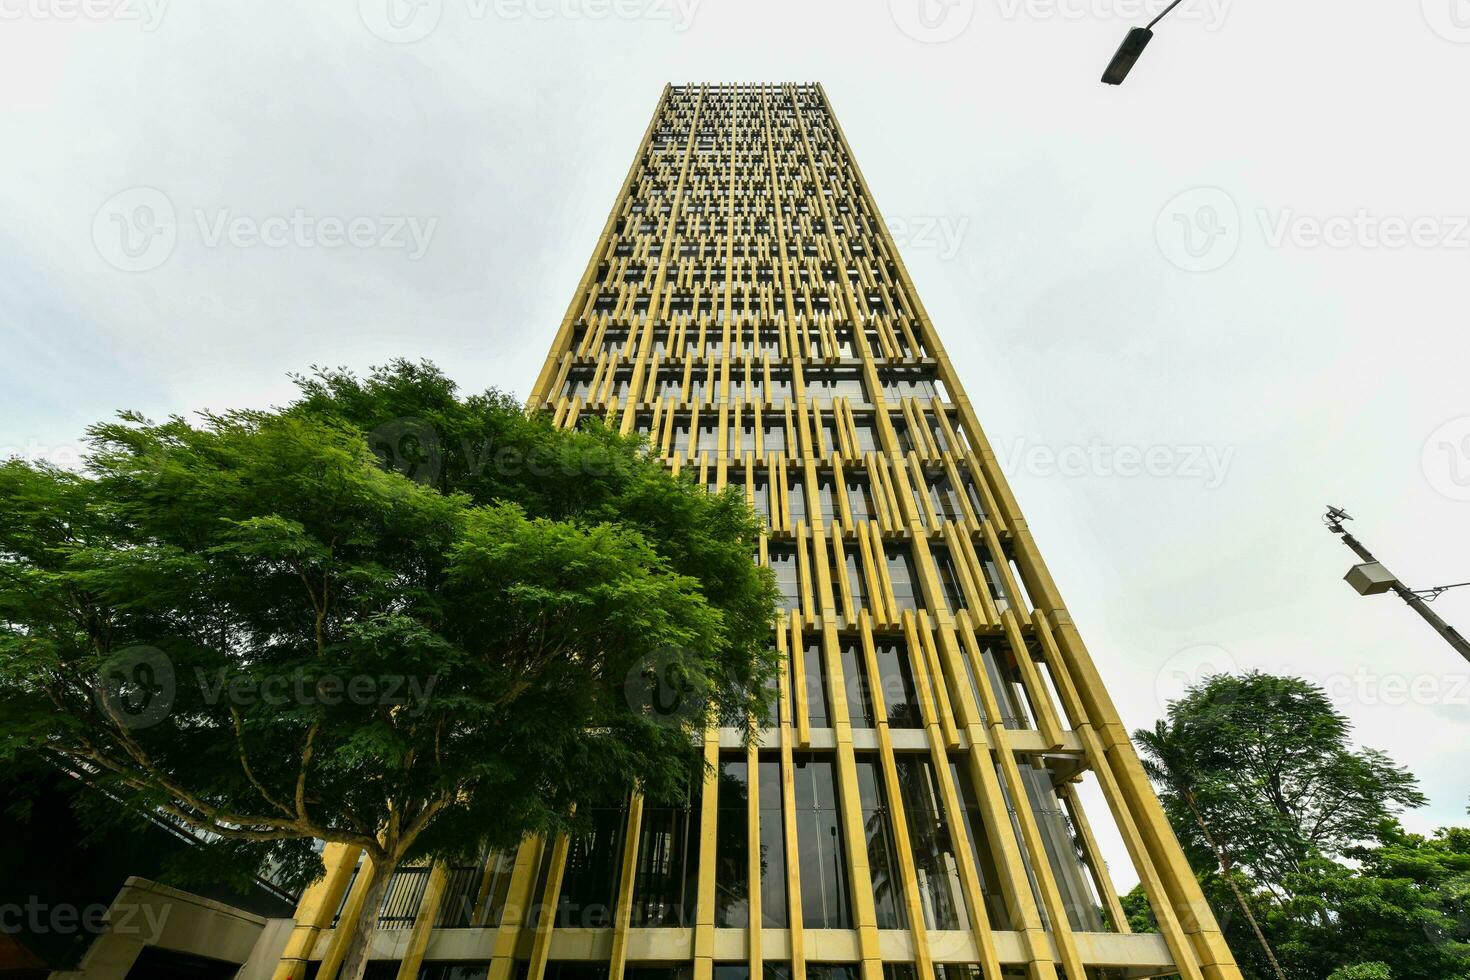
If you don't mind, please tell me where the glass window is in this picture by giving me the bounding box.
[816,475,838,521]
[631,775,702,927]
[764,422,787,453]
[793,756,852,928]
[840,641,875,728]
[807,966,859,980]
[852,418,878,453]
[884,546,925,612]
[881,967,916,980]
[926,473,964,522]
[844,551,868,613]
[845,476,875,522]
[948,760,1011,930]
[855,758,906,928]
[893,756,969,930]
[420,966,491,980]
[980,643,1033,730]
[556,806,627,928]
[1020,762,1106,933]
[873,640,922,729]
[801,642,831,728]
[758,759,789,926]
[787,474,807,526]
[768,547,800,611]
[749,476,771,526]
[933,967,983,980]
[438,850,514,928]
[932,546,966,614]
[715,758,750,927]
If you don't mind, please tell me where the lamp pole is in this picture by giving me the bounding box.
[1101,0,1191,85]
[1324,506,1470,666]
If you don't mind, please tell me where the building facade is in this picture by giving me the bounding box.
[273,83,1242,980]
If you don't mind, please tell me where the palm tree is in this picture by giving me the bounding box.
[1135,720,1288,980]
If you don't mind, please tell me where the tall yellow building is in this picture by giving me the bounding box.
[277,83,1242,980]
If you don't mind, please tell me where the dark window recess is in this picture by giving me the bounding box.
[874,639,923,728]
[792,756,852,929]
[421,966,492,980]
[630,775,702,927]
[758,759,789,926]
[934,967,985,980]
[714,757,750,927]
[855,757,907,928]
[556,806,627,928]
[437,851,515,927]
[980,643,1034,730]
[845,551,868,612]
[949,759,1012,930]
[839,640,875,727]
[932,546,967,614]
[881,966,917,980]
[806,966,859,980]
[796,642,831,727]
[893,755,969,930]
[926,472,966,522]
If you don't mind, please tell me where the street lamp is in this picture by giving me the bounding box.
[1324,506,1470,667]
[1102,0,1189,86]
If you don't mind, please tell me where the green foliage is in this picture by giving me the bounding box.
[1326,966,1392,980]
[1137,671,1424,891]
[1135,671,1468,980]
[0,360,779,899]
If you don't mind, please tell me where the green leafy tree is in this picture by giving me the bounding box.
[1326,965,1393,980]
[1139,672,1424,896]
[1136,718,1288,979]
[1270,825,1470,978]
[0,360,779,980]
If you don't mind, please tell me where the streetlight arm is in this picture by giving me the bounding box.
[1147,0,1189,30]
[1324,506,1470,667]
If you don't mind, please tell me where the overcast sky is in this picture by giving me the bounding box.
[4,0,1469,890]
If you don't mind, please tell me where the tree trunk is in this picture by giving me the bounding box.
[1184,794,1288,980]
[337,853,395,980]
